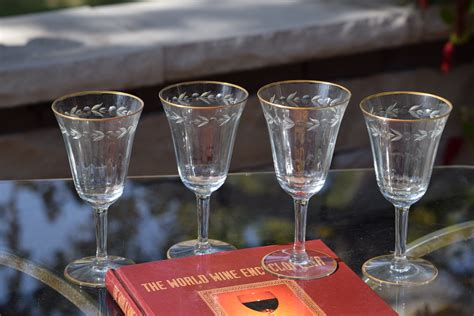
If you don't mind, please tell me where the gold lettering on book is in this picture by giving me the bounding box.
[240,267,265,277]
[267,256,326,273]
[138,260,330,293]
[141,281,167,292]
[166,274,210,288]
[313,256,326,266]
[208,270,241,282]
[267,262,295,272]
[113,285,137,316]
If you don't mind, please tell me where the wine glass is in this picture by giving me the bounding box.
[360,91,452,285]
[238,291,279,314]
[52,91,143,287]
[258,80,351,279]
[159,81,248,258]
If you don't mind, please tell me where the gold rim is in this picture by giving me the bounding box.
[52,90,144,121]
[360,91,453,122]
[159,80,249,110]
[257,80,352,110]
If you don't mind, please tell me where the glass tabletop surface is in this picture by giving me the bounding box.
[0,166,472,315]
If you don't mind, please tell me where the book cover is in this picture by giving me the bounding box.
[105,240,396,315]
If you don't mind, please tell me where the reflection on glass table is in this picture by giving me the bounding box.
[0,166,472,315]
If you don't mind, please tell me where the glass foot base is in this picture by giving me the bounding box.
[167,239,236,259]
[362,255,438,286]
[64,256,135,288]
[262,249,338,280]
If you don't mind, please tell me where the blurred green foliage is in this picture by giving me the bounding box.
[0,0,134,17]
[438,0,474,44]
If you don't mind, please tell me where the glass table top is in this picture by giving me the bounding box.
[0,166,472,315]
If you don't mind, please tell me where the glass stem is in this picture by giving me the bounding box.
[291,198,310,264]
[392,205,410,272]
[196,194,211,252]
[94,206,109,265]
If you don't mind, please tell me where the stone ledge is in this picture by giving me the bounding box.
[0,0,448,107]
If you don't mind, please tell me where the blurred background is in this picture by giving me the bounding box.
[0,0,473,180]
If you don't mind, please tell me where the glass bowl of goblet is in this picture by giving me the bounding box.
[360,91,452,286]
[159,81,248,259]
[258,80,351,279]
[52,91,143,287]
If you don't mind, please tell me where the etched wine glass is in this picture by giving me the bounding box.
[52,91,143,287]
[258,80,351,279]
[159,81,248,258]
[360,91,452,285]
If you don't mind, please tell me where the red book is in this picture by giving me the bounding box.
[106,240,395,315]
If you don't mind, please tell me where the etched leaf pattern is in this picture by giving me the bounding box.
[166,109,238,127]
[269,92,343,107]
[59,126,69,136]
[384,102,399,118]
[370,103,444,120]
[164,91,242,127]
[91,131,105,141]
[263,110,341,132]
[388,129,403,141]
[193,116,210,127]
[369,126,380,138]
[413,130,428,141]
[281,117,295,130]
[117,127,128,139]
[168,91,237,106]
[306,117,320,131]
[408,104,442,119]
[262,109,340,132]
[216,114,233,126]
[70,129,82,140]
[91,103,104,117]
[430,122,445,138]
[128,125,137,135]
[64,104,133,118]
[372,127,403,142]
[373,127,445,142]
[262,92,344,131]
[60,125,137,142]
[327,107,341,127]
[368,119,446,142]
[168,112,184,124]
[365,97,449,145]
[263,111,275,125]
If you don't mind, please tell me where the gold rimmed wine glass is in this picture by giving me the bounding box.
[360,91,452,285]
[52,91,143,287]
[258,80,351,279]
[159,81,248,258]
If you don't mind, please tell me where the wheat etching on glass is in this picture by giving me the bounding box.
[160,81,248,259]
[52,91,143,288]
[360,91,452,286]
[258,80,351,280]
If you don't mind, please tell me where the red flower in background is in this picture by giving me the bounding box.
[419,0,472,73]
[418,0,428,10]
[441,41,454,73]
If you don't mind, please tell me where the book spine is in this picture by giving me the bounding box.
[105,270,143,316]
